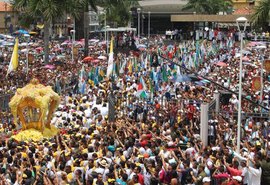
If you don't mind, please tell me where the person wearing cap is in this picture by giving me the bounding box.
[202,176,211,185]
[94,158,109,181]
[227,176,242,185]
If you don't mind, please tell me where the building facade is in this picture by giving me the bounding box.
[137,0,262,34]
[0,2,18,34]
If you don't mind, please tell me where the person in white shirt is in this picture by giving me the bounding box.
[246,159,262,185]
[100,103,108,117]
[241,160,249,185]
[229,94,239,111]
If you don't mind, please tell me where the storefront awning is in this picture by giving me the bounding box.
[171,14,251,23]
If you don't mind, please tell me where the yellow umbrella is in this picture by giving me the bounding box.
[36,24,44,29]
[29,31,38,35]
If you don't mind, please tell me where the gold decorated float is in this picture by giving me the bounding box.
[9,78,60,141]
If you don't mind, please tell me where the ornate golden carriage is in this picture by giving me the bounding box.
[9,79,60,132]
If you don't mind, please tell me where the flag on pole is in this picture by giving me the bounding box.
[128,59,133,73]
[135,76,148,99]
[106,37,114,78]
[94,67,99,85]
[149,79,154,102]
[140,76,147,90]
[6,37,19,76]
[88,67,94,86]
[78,64,86,93]
[79,64,85,81]
[119,58,127,74]
[162,66,168,82]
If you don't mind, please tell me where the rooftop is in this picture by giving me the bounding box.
[0,2,12,12]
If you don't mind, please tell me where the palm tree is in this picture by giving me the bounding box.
[182,0,209,14]
[12,0,86,63]
[75,0,98,58]
[76,0,138,57]
[251,0,270,29]
[182,0,232,14]
[207,0,233,14]
[103,0,138,27]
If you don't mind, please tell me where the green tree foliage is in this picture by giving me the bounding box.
[12,0,89,63]
[182,0,232,14]
[251,0,270,29]
[99,0,138,27]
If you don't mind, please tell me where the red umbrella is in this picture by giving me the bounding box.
[82,59,100,63]
[36,47,43,51]
[216,61,228,67]
[92,59,100,63]
[43,64,55,69]
[83,56,94,61]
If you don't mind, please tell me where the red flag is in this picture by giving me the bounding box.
[168,52,173,59]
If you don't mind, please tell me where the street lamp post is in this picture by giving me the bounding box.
[236,17,248,153]
[129,10,132,28]
[148,11,151,38]
[104,10,108,53]
[106,26,110,54]
[70,30,75,63]
[137,8,141,39]
[142,13,145,36]
[26,37,29,76]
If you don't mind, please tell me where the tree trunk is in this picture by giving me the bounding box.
[44,20,50,63]
[75,12,84,40]
[84,6,89,58]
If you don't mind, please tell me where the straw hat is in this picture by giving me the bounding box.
[99,158,108,167]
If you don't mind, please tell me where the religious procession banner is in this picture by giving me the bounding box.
[264,59,270,72]
[252,77,261,91]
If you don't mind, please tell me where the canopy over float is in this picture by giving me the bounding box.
[9,78,60,132]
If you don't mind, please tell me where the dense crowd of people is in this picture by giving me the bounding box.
[0,30,269,185]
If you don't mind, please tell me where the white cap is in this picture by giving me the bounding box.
[232,176,242,182]
[203,177,211,182]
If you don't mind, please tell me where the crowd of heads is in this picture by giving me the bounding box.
[0,33,269,185]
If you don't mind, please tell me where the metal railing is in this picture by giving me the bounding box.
[220,111,269,119]
[0,94,13,112]
[208,99,217,120]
